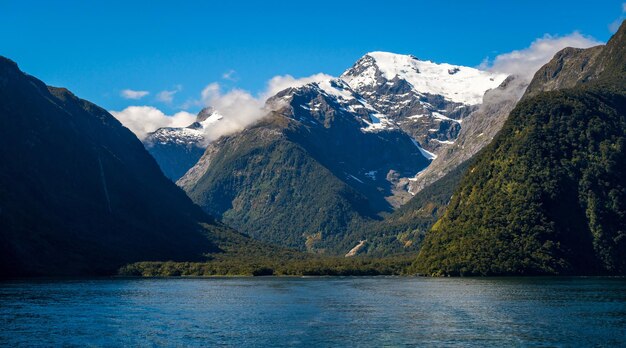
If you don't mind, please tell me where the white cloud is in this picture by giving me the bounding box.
[199,83,267,142]
[156,85,182,104]
[263,73,333,99]
[113,73,331,143]
[110,106,196,140]
[120,89,149,100]
[470,31,605,128]
[481,32,602,81]
[195,73,333,143]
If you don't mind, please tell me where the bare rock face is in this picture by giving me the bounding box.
[523,45,604,98]
[340,52,506,153]
[409,76,528,194]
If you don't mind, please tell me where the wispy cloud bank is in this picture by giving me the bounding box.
[113,73,332,142]
[263,73,333,99]
[120,89,149,100]
[110,106,196,140]
[196,72,333,142]
[481,32,602,80]
[199,83,267,142]
[472,32,604,123]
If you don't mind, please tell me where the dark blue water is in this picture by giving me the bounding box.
[1,277,625,347]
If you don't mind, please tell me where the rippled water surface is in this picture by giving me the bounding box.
[1,277,625,346]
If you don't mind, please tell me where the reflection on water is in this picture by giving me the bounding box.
[1,277,625,346]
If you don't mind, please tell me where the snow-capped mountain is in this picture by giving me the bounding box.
[267,77,432,209]
[177,52,508,254]
[339,52,507,153]
[344,52,505,104]
[147,52,505,184]
[408,75,528,194]
[271,52,507,154]
[144,107,221,181]
[263,52,508,200]
[147,107,221,147]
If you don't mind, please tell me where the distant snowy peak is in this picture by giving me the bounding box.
[341,51,507,105]
[190,108,222,129]
[146,108,222,146]
[195,106,217,123]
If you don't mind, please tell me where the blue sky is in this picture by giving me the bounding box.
[1,0,624,115]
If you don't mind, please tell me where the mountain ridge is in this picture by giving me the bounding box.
[413,21,626,276]
[0,57,242,277]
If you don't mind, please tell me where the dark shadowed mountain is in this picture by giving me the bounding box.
[0,58,239,277]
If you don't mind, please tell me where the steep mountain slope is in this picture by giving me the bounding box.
[269,79,433,209]
[413,22,626,276]
[144,107,221,181]
[409,44,607,195]
[0,57,234,277]
[179,52,505,253]
[179,116,375,252]
[355,159,473,256]
[523,45,604,98]
[341,52,507,153]
[409,76,528,194]
[178,89,431,252]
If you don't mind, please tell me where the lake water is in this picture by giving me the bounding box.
[1,277,625,347]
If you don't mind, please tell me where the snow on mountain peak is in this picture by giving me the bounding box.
[315,79,356,101]
[196,106,216,122]
[341,51,508,105]
[146,109,222,146]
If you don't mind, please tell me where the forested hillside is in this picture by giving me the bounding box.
[413,22,626,276]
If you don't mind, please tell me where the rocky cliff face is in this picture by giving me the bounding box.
[408,76,528,194]
[523,45,604,98]
[340,52,507,153]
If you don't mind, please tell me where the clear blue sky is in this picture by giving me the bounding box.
[1,0,623,113]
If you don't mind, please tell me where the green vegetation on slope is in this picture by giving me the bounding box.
[119,257,413,277]
[359,160,471,256]
[121,222,414,276]
[181,120,375,254]
[413,21,626,276]
[414,86,626,276]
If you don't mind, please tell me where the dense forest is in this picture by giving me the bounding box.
[412,21,626,276]
[355,160,471,256]
[120,223,414,276]
[179,117,376,254]
[414,87,626,275]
